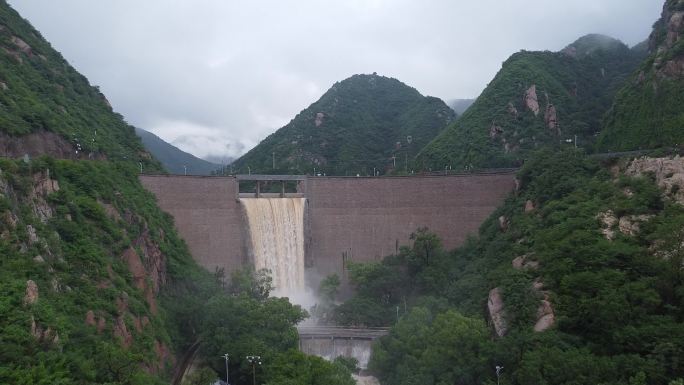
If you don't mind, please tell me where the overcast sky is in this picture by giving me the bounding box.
[9,0,662,161]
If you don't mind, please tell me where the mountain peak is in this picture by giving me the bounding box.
[561,34,628,58]
[232,74,454,175]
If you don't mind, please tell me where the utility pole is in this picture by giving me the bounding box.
[272,152,275,170]
[495,365,503,385]
[222,353,230,385]
[246,355,262,385]
[183,165,187,175]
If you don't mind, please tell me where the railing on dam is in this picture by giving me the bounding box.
[236,174,307,199]
[297,326,389,340]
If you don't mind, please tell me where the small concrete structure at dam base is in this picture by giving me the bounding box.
[139,172,516,289]
[297,326,389,369]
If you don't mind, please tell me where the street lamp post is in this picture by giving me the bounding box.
[222,353,230,385]
[246,355,262,385]
[495,365,504,385]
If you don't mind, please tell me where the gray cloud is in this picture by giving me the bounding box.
[9,0,662,159]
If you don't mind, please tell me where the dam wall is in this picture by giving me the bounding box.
[140,176,248,275]
[140,173,516,283]
[304,174,515,279]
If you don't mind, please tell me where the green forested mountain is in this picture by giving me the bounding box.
[0,1,158,169]
[135,128,221,175]
[0,2,355,384]
[598,0,684,151]
[332,149,684,385]
[231,74,456,176]
[416,34,646,170]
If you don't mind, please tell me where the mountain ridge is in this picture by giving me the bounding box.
[135,127,221,175]
[231,73,456,176]
[0,1,159,170]
[415,34,647,170]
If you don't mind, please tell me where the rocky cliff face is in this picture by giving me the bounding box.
[598,0,684,151]
[651,1,684,78]
[626,155,684,204]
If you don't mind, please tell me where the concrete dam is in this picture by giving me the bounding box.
[140,172,517,293]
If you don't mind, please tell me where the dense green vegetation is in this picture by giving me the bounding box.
[2,0,683,384]
[0,2,357,383]
[0,158,355,384]
[332,150,684,385]
[0,158,191,384]
[598,0,684,151]
[231,74,456,176]
[135,128,221,175]
[416,35,646,170]
[0,1,158,169]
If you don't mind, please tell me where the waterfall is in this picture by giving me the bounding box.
[240,198,306,297]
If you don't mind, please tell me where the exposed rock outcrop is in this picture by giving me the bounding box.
[544,104,559,134]
[618,215,654,236]
[626,156,684,204]
[120,224,167,315]
[498,215,509,232]
[85,310,96,326]
[524,200,535,213]
[10,36,32,55]
[597,210,618,240]
[489,123,504,139]
[122,247,146,291]
[134,227,167,294]
[31,171,58,223]
[534,296,555,332]
[30,316,59,345]
[488,287,508,337]
[507,102,518,118]
[0,131,77,160]
[512,254,539,270]
[524,85,540,116]
[651,3,684,78]
[315,112,325,127]
[113,316,133,348]
[23,279,38,305]
[26,224,38,244]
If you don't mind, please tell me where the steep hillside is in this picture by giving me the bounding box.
[135,128,220,175]
[0,1,159,170]
[0,158,211,384]
[0,3,357,384]
[231,74,455,176]
[333,149,684,385]
[416,35,646,170]
[598,0,684,151]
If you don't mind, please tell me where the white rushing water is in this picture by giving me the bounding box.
[240,198,307,299]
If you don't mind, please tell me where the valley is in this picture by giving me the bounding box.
[0,0,683,384]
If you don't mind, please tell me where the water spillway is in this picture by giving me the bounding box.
[240,198,306,297]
